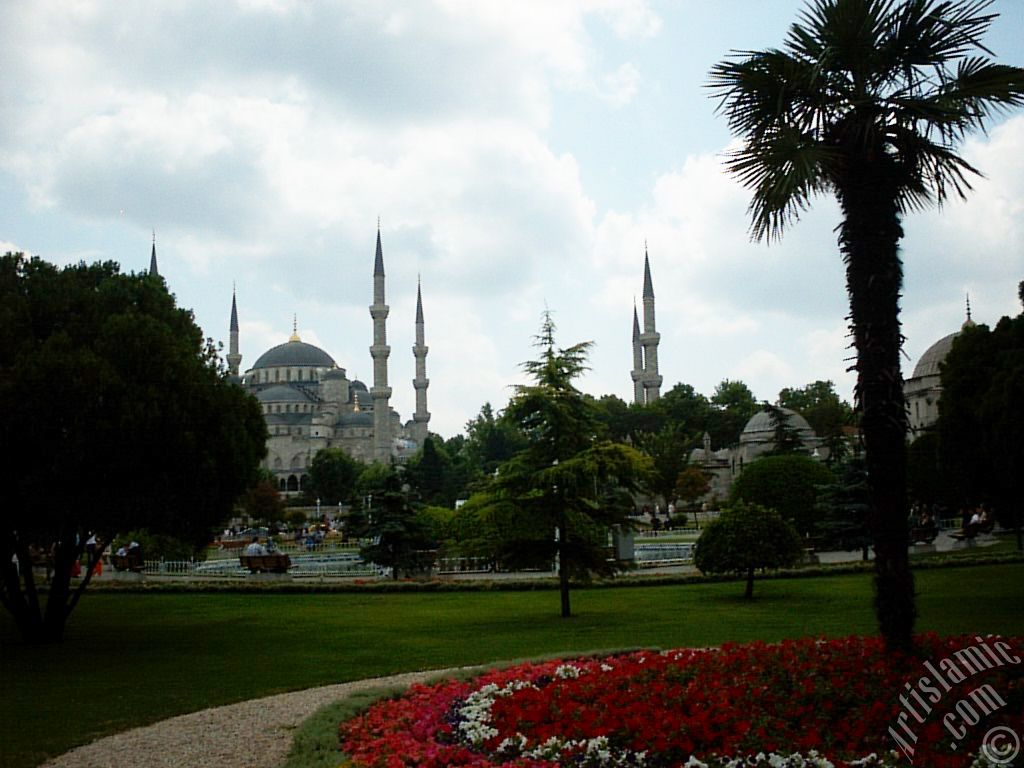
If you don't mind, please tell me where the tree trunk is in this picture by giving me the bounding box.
[745,567,754,599]
[558,521,571,618]
[838,159,916,652]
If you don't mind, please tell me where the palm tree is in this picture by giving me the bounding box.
[709,0,1023,650]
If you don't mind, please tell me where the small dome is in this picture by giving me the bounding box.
[340,411,373,428]
[741,407,813,438]
[910,331,958,380]
[255,385,314,403]
[351,379,369,392]
[252,339,336,370]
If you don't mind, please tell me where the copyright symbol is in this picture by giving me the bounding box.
[981,725,1020,765]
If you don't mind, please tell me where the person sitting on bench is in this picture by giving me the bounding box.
[244,537,266,556]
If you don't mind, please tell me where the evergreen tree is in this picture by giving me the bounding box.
[488,312,652,617]
[815,457,873,559]
[359,469,435,580]
[763,403,807,455]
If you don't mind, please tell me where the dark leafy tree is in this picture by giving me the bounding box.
[815,457,873,559]
[445,494,502,561]
[406,436,453,506]
[588,394,633,442]
[241,481,286,528]
[488,312,652,617]
[359,468,436,579]
[763,403,808,456]
[637,423,698,507]
[709,379,759,446]
[939,312,1024,548]
[778,380,855,445]
[463,402,527,479]
[0,254,266,643]
[657,383,713,434]
[709,0,1023,649]
[730,453,833,536]
[694,501,803,598]
[675,466,712,511]
[307,447,365,506]
[906,433,955,510]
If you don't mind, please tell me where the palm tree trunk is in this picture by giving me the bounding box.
[838,158,915,652]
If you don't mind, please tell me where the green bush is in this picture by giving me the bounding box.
[694,501,803,598]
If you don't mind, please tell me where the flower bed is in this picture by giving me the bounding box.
[339,634,1023,767]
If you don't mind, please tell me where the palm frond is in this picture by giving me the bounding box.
[724,130,840,241]
[889,124,980,209]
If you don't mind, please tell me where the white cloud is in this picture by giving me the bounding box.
[2,0,1019,436]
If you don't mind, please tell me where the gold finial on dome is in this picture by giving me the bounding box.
[289,314,301,342]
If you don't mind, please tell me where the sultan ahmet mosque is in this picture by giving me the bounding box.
[150,227,429,492]
[146,231,974,495]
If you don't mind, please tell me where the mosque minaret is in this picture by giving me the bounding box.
[632,247,662,404]
[412,277,430,445]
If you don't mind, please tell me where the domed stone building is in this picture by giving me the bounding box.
[223,228,431,493]
[904,301,975,437]
[690,406,823,504]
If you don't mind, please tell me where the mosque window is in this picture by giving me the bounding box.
[286,369,292,381]
[274,369,280,382]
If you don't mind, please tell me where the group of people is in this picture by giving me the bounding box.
[962,504,993,537]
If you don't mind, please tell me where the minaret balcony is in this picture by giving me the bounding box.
[413,378,430,390]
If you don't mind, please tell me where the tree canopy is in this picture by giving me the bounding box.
[0,254,267,642]
[694,501,803,598]
[308,447,365,506]
[939,309,1024,538]
[730,454,833,537]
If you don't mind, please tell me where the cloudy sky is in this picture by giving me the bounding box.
[2,1,1022,438]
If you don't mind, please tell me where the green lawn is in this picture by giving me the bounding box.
[2,563,1022,768]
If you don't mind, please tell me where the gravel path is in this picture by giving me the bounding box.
[41,668,467,768]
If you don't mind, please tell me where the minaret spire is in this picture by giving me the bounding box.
[639,245,662,403]
[369,225,393,461]
[630,300,644,404]
[412,275,431,445]
[227,285,242,377]
[149,230,160,277]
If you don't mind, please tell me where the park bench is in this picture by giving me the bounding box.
[112,554,144,572]
[949,519,994,541]
[910,526,938,545]
[239,553,291,574]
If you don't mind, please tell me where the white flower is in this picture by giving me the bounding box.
[555,663,583,679]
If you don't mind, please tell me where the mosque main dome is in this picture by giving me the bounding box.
[251,338,336,370]
[905,303,976,435]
